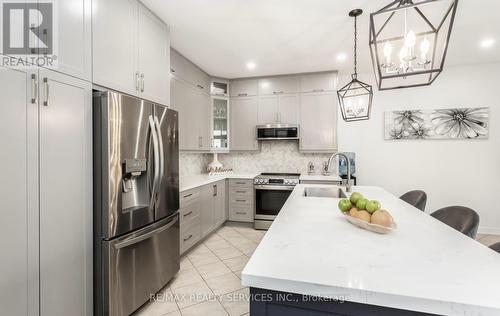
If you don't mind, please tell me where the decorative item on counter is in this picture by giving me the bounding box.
[338,192,396,234]
[307,161,316,175]
[321,161,331,176]
[206,153,233,175]
[384,107,489,140]
[338,152,356,176]
[207,167,233,176]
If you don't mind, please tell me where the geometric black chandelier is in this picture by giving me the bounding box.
[338,9,374,122]
[369,0,459,90]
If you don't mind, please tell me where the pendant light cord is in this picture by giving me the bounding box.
[353,14,358,78]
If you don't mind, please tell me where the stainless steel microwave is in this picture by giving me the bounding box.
[256,124,299,141]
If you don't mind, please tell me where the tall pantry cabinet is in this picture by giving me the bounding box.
[0,67,92,315]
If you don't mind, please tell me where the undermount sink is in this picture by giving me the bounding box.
[303,187,347,198]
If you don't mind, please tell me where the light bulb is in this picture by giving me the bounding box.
[405,30,416,48]
[420,37,430,54]
[420,37,430,62]
[399,46,408,62]
[383,41,393,58]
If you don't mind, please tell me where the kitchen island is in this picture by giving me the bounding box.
[241,185,500,316]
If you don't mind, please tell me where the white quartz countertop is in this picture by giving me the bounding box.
[180,173,259,192]
[241,184,500,315]
[299,174,342,182]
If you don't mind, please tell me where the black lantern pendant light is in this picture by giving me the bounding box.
[338,9,373,122]
[369,0,458,90]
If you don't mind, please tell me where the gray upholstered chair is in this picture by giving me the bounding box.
[490,242,500,253]
[430,206,479,239]
[399,190,427,212]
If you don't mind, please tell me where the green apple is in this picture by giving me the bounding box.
[349,192,363,204]
[366,200,381,214]
[338,199,353,213]
[356,198,368,210]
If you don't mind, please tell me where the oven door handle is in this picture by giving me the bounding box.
[254,185,295,191]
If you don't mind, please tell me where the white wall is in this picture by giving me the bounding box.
[337,63,500,234]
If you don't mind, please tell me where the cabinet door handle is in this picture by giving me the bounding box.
[140,74,145,92]
[236,190,246,194]
[213,185,217,197]
[170,68,176,73]
[182,193,193,199]
[135,72,140,91]
[235,199,246,203]
[31,74,37,104]
[183,234,193,242]
[235,182,246,185]
[237,93,247,97]
[313,89,325,92]
[183,211,193,217]
[197,84,204,90]
[43,77,49,106]
[235,211,247,215]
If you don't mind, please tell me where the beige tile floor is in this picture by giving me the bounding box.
[134,224,265,316]
[477,234,500,247]
[134,226,500,316]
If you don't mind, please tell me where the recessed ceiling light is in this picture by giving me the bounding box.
[480,38,496,49]
[336,53,348,62]
[246,62,256,70]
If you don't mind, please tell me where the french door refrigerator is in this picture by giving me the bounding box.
[93,91,180,316]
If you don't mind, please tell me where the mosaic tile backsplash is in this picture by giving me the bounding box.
[179,141,334,177]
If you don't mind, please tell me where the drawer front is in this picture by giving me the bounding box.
[229,179,253,188]
[229,187,253,197]
[180,189,201,208]
[180,200,201,225]
[229,196,253,206]
[180,217,201,254]
[229,205,253,222]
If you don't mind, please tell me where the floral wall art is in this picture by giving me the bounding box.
[384,107,489,140]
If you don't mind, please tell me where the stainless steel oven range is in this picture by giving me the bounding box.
[254,173,300,230]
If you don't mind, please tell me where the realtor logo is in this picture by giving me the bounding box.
[1,1,57,68]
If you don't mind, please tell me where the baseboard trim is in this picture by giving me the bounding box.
[478,226,500,235]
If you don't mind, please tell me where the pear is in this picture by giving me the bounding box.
[371,209,394,228]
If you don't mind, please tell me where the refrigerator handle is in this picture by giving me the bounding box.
[113,215,178,249]
[154,116,165,188]
[149,115,160,210]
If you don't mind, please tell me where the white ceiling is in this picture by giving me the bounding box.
[142,0,500,79]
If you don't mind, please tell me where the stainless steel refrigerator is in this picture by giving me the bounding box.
[93,91,180,316]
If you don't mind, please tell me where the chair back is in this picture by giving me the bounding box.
[400,190,427,212]
[430,206,479,239]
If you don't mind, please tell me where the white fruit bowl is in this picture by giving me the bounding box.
[342,212,397,234]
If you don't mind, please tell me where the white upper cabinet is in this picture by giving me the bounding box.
[230,79,258,97]
[279,94,300,124]
[299,72,337,93]
[93,0,170,103]
[258,96,278,124]
[93,0,138,96]
[231,97,259,151]
[259,77,299,95]
[138,5,170,105]
[299,92,338,152]
[170,49,187,79]
[170,49,210,93]
[47,0,92,80]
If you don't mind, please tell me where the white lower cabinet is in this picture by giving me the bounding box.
[228,179,254,223]
[0,66,92,316]
[180,180,227,254]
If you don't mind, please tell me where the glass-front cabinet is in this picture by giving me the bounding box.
[211,97,229,151]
